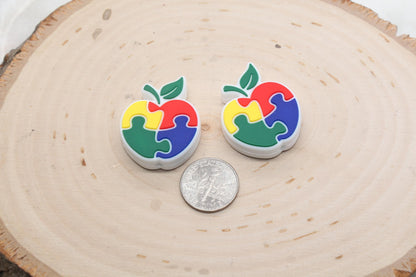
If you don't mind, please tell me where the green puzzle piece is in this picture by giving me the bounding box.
[122,116,170,158]
[233,114,287,147]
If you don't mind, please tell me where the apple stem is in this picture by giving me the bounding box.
[143,84,161,104]
[223,85,248,97]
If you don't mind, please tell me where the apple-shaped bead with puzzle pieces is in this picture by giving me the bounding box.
[221,63,301,159]
[121,77,200,170]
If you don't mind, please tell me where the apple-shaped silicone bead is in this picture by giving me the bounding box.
[121,77,200,170]
[221,63,301,159]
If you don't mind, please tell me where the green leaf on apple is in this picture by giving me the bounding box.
[143,84,161,104]
[239,63,259,90]
[160,76,184,100]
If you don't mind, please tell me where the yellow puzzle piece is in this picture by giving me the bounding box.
[223,100,263,134]
[121,101,163,130]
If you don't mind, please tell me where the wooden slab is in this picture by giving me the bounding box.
[1,0,416,276]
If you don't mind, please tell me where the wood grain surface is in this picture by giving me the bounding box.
[1,0,416,276]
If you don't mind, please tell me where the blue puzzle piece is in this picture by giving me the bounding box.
[156,115,197,159]
[265,93,299,141]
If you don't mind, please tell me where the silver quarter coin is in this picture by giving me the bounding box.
[180,158,239,212]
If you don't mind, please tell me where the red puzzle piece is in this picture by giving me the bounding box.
[148,100,198,129]
[237,82,294,117]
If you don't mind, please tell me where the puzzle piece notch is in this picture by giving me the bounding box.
[148,100,198,129]
[122,101,163,130]
[122,116,170,158]
[264,93,299,141]
[156,115,197,159]
[223,99,263,134]
[233,114,287,147]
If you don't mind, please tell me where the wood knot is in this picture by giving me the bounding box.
[201,123,210,131]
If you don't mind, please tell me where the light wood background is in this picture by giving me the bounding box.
[1,0,416,276]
